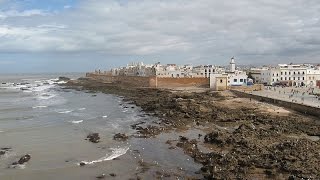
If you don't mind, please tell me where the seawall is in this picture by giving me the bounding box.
[231,90,320,117]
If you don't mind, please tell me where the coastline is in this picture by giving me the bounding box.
[64,77,320,179]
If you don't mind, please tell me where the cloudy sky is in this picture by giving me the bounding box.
[0,0,320,73]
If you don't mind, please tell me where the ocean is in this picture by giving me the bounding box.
[0,73,200,179]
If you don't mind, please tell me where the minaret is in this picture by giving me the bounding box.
[230,57,236,73]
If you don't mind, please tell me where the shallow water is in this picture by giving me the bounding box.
[0,74,201,179]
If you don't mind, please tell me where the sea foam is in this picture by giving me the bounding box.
[32,106,48,109]
[78,147,129,165]
[71,120,83,124]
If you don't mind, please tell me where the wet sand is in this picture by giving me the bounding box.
[64,78,320,179]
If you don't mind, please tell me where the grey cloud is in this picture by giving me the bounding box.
[1,0,320,64]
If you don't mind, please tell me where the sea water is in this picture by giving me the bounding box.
[0,73,201,179]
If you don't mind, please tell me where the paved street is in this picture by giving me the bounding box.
[250,86,320,108]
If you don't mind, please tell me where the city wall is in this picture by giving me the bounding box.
[151,77,209,88]
[231,90,320,117]
[86,73,209,88]
[229,84,264,91]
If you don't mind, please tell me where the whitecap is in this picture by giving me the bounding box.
[102,115,108,118]
[58,110,72,114]
[37,93,56,100]
[57,81,66,84]
[78,108,86,111]
[78,147,129,165]
[32,106,48,109]
[71,120,83,124]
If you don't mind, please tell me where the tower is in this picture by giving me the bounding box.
[230,57,236,73]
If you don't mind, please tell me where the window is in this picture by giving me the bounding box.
[277,73,279,76]
[281,72,283,75]
[234,79,237,82]
[285,77,287,80]
[272,79,274,82]
[293,77,295,80]
[302,77,304,80]
[285,72,287,75]
[298,77,300,80]
[289,77,291,80]
[281,77,283,80]
[302,71,305,75]
[244,79,246,83]
[220,79,223,83]
[289,72,291,75]
[240,79,243,82]
[298,72,300,75]
[294,72,296,75]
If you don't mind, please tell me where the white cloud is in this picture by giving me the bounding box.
[1,0,320,64]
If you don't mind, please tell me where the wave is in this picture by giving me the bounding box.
[37,93,56,100]
[78,147,129,166]
[32,105,48,109]
[78,108,86,111]
[102,115,108,118]
[58,110,72,114]
[71,120,83,124]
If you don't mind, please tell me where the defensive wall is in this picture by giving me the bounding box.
[86,73,209,88]
[231,90,320,117]
[228,84,264,91]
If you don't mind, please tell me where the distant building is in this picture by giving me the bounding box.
[249,63,320,87]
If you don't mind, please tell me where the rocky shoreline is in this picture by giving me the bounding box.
[64,78,320,179]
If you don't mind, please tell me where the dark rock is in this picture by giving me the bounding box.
[79,162,86,166]
[96,174,106,179]
[109,173,116,177]
[87,133,100,143]
[113,133,128,141]
[179,136,188,141]
[11,154,31,165]
[58,76,70,81]
[0,151,5,156]
[204,129,230,146]
[17,154,31,164]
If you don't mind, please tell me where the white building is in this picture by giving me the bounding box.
[228,71,248,86]
[249,63,320,87]
[210,57,248,88]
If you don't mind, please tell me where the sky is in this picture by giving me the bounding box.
[0,0,320,73]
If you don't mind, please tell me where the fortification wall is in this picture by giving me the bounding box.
[229,84,264,91]
[86,73,209,88]
[154,77,209,88]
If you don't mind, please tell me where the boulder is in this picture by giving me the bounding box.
[11,154,31,165]
[87,133,100,143]
[113,133,128,141]
[58,76,70,81]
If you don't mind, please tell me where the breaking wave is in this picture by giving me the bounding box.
[78,147,129,165]
[70,120,83,124]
